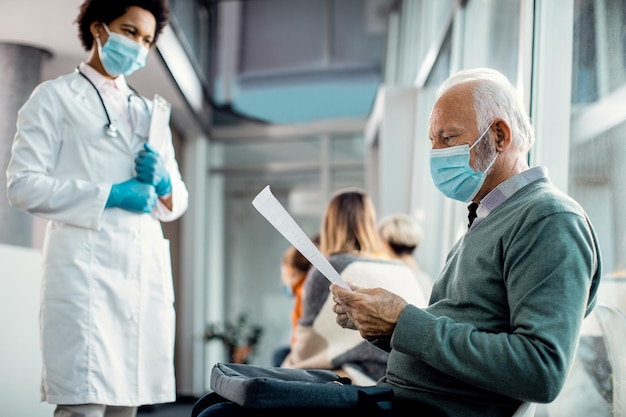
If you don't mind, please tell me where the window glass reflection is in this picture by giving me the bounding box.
[169,0,211,77]
[569,0,626,279]
[462,0,520,83]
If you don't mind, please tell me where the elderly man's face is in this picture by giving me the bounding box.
[428,84,482,150]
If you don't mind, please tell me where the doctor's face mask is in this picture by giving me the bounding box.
[97,23,149,77]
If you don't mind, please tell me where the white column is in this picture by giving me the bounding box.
[0,42,51,247]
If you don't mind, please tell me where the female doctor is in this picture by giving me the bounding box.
[6,1,188,416]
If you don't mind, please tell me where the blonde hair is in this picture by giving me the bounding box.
[378,213,423,256]
[320,188,382,257]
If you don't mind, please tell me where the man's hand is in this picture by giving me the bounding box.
[332,287,358,330]
[330,283,408,340]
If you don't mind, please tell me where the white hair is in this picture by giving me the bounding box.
[437,68,535,153]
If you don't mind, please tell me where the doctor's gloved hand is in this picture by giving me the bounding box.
[105,178,157,213]
[135,143,172,196]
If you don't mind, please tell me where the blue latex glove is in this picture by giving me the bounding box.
[105,178,157,213]
[135,143,172,196]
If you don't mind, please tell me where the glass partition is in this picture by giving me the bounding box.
[568,0,626,276]
[462,0,521,83]
[169,0,211,79]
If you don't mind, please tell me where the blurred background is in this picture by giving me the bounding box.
[1,0,625,415]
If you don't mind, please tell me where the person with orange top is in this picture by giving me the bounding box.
[272,242,316,366]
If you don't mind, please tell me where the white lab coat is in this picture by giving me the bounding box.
[6,70,189,406]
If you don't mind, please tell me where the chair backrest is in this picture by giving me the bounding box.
[512,401,536,417]
[535,303,626,417]
[593,304,626,417]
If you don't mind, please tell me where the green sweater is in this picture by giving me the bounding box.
[379,177,602,417]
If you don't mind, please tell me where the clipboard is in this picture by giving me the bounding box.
[148,94,172,150]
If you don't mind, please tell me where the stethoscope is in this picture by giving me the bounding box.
[75,66,149,138]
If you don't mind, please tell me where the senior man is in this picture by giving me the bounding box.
[330,67,602,417]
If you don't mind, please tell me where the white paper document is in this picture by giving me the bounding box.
[252,185,351,290]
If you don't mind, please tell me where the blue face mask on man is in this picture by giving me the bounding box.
[429,122,498,203]
[97,23,149,77]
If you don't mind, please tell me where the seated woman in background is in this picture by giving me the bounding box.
[378,213,434,304]
[280,188,427,385]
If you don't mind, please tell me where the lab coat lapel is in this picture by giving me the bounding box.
[70,73,108,121]
[70,73,135,150]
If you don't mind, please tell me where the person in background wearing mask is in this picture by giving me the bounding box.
[271,241,316,367]
[328,68,602,416]
[6,1,188,416]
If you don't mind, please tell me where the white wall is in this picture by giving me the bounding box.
[0,243,54,416]
[377,86,419,218]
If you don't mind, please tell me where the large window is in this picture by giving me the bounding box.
[169,0,211,78]
[568,0,626,278]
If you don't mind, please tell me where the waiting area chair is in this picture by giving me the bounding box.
[535,303,626,417]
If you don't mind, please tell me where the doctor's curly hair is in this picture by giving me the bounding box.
[75,0,170,51]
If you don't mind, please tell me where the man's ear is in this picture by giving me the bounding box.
[493,119,512,151]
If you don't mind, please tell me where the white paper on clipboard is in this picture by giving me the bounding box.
[148,94,172,149]
[252,185,351,290]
